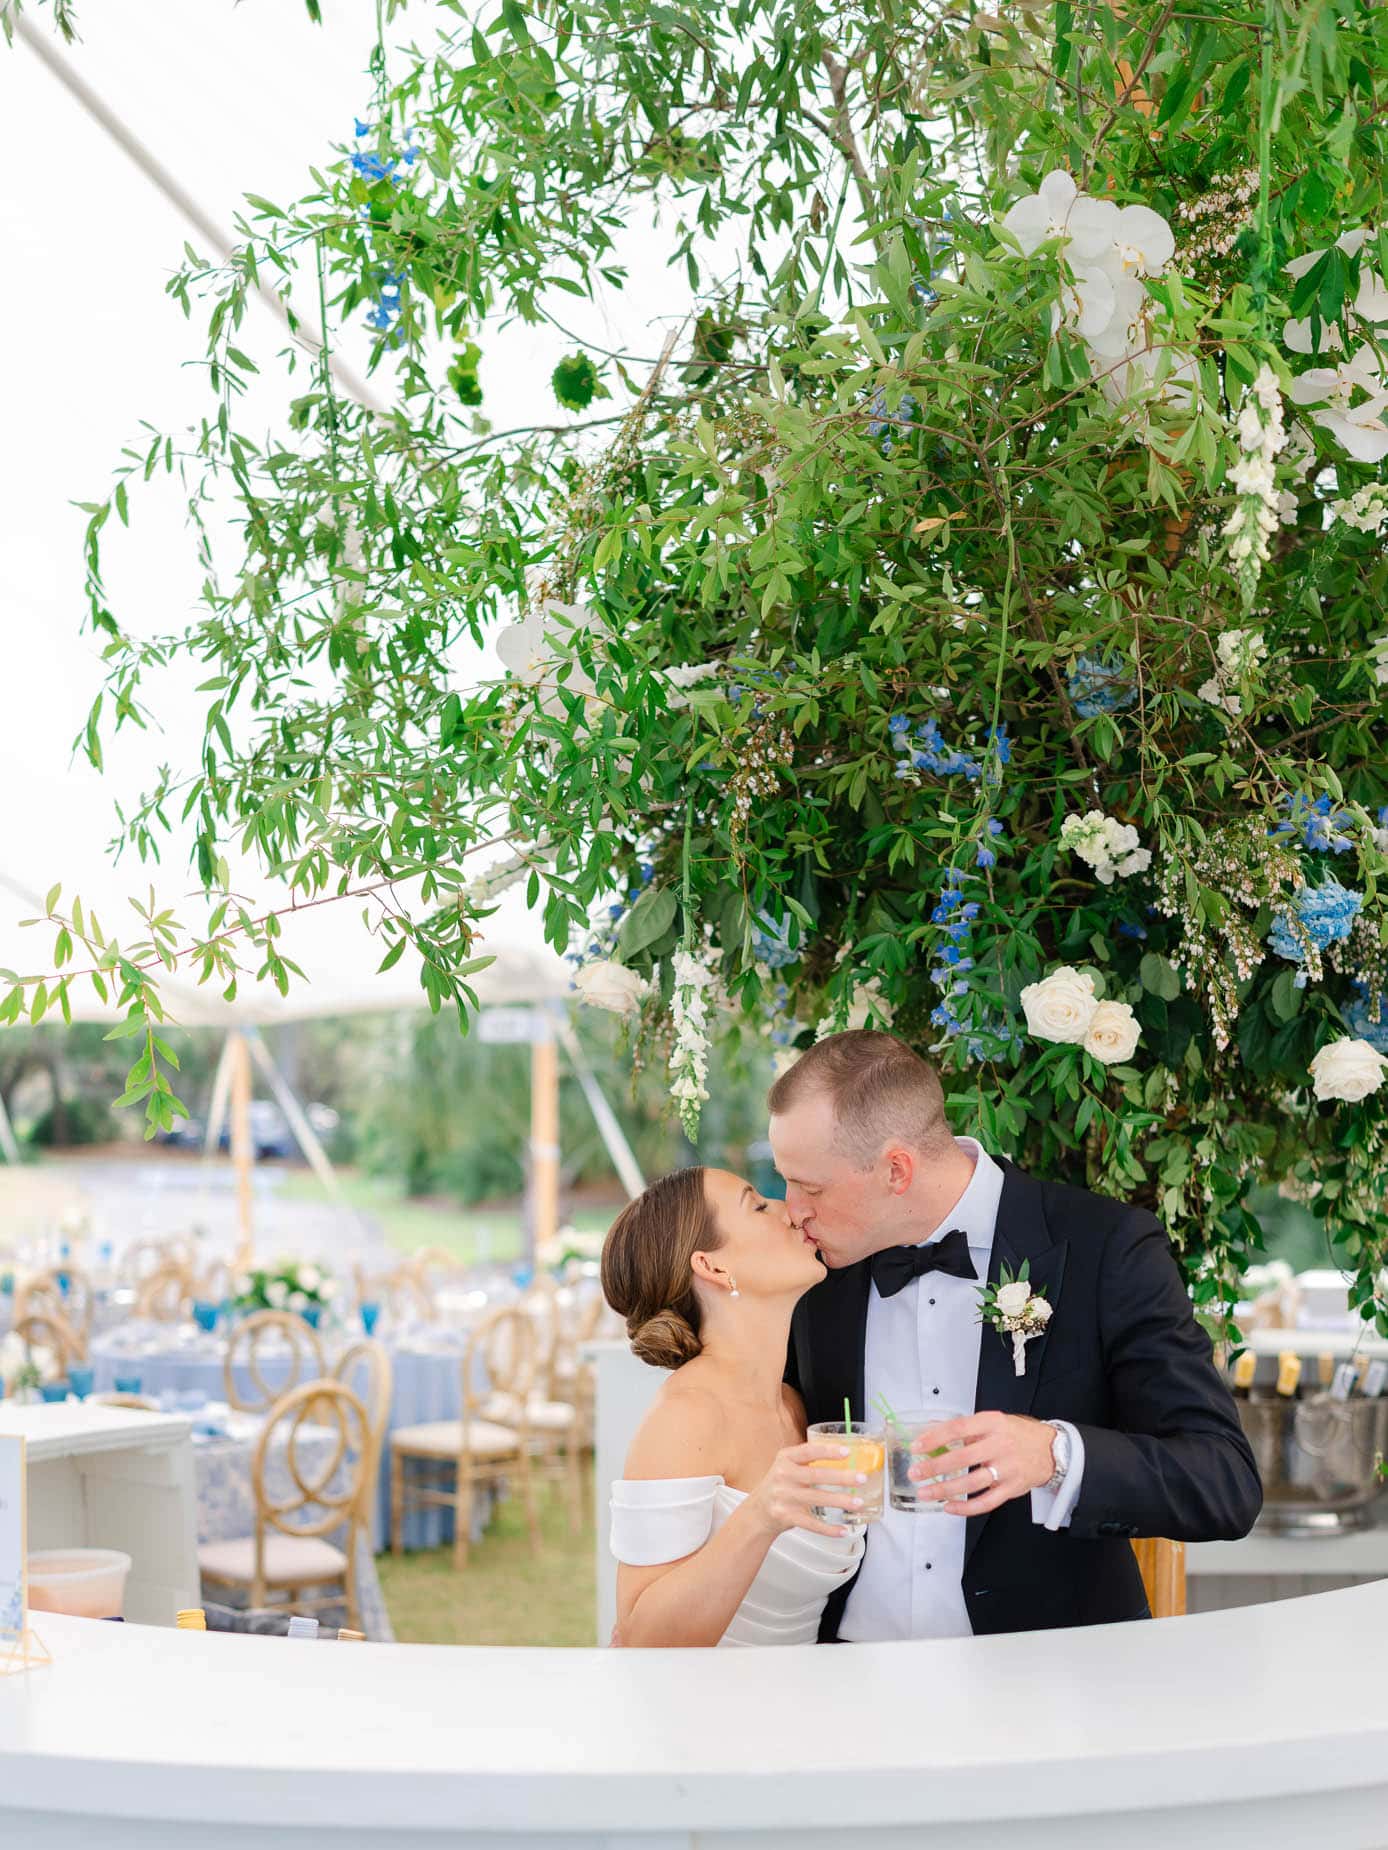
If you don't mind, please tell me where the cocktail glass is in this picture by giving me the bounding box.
[887,1407,969,1512]
[806,1421,885,1531]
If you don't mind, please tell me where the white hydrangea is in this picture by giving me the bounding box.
[1059,810,1152,885]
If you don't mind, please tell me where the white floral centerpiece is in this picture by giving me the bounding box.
[231,1259,337,1323]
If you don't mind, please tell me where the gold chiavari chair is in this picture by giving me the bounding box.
[198,1379,373,1633]
[354,1261,435,1326]
[1132,1537,1187,1618]
[223,1310,325,1414]
[13,1308,80,1379]
[15,1267,92,1361]
[390,1306,540,1569]
[135,1262,194,1324]
[332,1339,394,1485]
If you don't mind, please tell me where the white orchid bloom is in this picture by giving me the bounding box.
[1288,348,1388,460]
[1288,345,1382,410]
[1282,315,1343,355]
[1285,227,1369,282]
[1051,264,1117,341]
[495,606,597,711]
[1102,204,1176,278]
[1002,169,1081,255]
[1315,394,1388,463]
[1083,275,1150,357]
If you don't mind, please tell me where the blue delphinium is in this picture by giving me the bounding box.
[1066,655,1138,720]
[1273,792,1355,855]
[892,715,1009,788]
[1268,876,1364,983]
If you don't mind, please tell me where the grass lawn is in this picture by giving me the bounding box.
[275,1168,616,1266]
[377,1487,597,1647]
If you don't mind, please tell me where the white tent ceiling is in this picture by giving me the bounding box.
[0,0,669,1025]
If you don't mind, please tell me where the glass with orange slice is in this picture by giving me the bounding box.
[806,1421,886,1530]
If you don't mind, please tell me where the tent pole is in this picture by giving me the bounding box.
[529,1024,560,1271]
[228,1030,255,1274]
[555,1018,644,1200]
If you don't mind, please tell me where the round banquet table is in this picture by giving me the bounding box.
[3,1583,1388,1848]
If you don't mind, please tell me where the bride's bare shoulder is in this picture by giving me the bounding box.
[622,1370,728,1480]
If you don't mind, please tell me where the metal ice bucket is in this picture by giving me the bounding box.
[1238,1393,1388,1534]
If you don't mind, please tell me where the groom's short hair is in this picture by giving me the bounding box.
[767,1030,953,1168]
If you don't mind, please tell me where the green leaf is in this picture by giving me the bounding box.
[1269,968,1303,1023]
[1140,954,1181,1002]
[617,885,678,960]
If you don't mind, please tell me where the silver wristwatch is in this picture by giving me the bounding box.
[1042,1422,1071,1494]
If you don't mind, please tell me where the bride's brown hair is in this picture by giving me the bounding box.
[601,1166,722,1370]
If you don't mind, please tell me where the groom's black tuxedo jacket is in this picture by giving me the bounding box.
[787,1158,1262,1639]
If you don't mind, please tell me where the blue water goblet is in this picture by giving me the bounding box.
[68,1365,95,1400]
[113,1374,144,1396]
[359,1301,381,1336]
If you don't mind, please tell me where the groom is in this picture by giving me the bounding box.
[773,1030,1261,1640]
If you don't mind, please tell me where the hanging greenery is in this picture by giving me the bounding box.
[11,0,1388,1335]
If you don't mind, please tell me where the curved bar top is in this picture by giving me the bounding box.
[3,1585,1388,1849]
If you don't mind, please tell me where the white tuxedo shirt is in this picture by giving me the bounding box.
[839,1137,1085,1642]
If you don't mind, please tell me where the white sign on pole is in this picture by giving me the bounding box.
[478,1007,554,1045]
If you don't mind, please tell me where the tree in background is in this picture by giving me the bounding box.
[9,2,1388,1333]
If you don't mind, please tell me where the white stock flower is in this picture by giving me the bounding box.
[669,949,714,1138]
[1309,1037,1388,1103]
[994,1280,1033,1318]
[1020,967,1099,1044]
[573,958,648,1016]
[1082,999,1142,1065]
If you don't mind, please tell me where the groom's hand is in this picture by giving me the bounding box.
[908,1411,1056,1515]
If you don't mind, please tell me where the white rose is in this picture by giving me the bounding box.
[1309,1037,1388,1103]
[319,1277,338,1300]
[266,1281,289,1309]
[298,1264,320,1294]
[995,1281,1033,1318]
[288,1291,308,1311]
[1083,999,1142,1065]
[572,958,649,1016]
[1020,967,1099,1044]
[1029,1297,1054,1325]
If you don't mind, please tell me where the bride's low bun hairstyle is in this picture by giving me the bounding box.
[601,1167,721,1370]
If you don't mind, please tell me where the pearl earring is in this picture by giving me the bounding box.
[729,1279,740,1299]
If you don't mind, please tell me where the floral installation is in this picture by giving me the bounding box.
[1059,810,1152,885]
[978,1262,1053,1378]
[1221,365,1292,607]
[231,1260,336,1320]
[1273,793,1355,857]
[572,958,649,1015]
[1018,967,1142,1066]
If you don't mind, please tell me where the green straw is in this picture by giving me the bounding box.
[843,1394,853,1438]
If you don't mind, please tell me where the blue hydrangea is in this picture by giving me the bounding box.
[1273,792,1355,855]
[1066,655,1138,720]
[1268,877,1364,980]
[751,910,800,970]
[1346,985,1388,1053]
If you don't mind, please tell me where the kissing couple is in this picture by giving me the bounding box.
[601,1030,1261,1647]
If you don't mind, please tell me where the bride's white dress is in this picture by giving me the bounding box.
[610,1475,864,1646]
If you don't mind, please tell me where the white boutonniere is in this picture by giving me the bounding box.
[978,1262,1053,1377]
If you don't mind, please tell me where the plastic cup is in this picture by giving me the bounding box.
[27,1548,132,1619]
[888,1407,970,1512]
[806,1421,885,1531]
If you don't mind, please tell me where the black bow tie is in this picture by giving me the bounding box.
[869,1227,977,1299]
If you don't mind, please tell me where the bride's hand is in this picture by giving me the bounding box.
[746,1442,864,1539]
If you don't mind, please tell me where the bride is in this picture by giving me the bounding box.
[601,1166,864,1647]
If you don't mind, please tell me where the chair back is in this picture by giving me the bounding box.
[197,1259,233,1306]
[465,1305,538,1420]
[225,1309,325,1413]
[135,1262,194,1324]
[118,1238,176,1290]
[15,1268,92,1359]
[354,1261,435,1325]
[252,1379,372,1559]
[332,1338,393,1472]
[13,1308,80,1378]
[1132,1537,1186,1618]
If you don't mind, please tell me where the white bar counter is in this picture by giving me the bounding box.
[4,1585,1388,1849]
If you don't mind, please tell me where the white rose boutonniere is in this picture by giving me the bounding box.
[978,1263,1053,1377]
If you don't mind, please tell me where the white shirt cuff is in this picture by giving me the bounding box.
[1029,1420,1085,1532]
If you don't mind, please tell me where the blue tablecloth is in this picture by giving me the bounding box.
[194,1410,393,1642]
